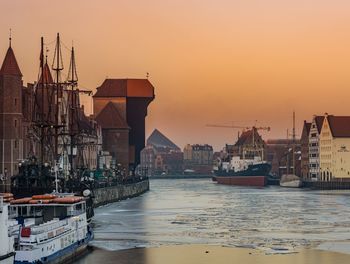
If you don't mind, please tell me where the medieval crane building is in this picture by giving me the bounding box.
[93,79,155,172]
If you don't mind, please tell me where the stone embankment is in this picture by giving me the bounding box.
[93,180,149,207]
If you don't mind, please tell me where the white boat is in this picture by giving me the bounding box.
[9,195,93,264]
[0,196,15,264]
[280,174,302,188]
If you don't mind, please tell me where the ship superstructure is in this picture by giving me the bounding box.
[213,126,272,187]
[9,194,93,264]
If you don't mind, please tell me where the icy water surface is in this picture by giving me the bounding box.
[90,179,350,253]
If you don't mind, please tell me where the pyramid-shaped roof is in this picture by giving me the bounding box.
[0,46,22,76]
[147,129,180,150]
[95,102,129,129]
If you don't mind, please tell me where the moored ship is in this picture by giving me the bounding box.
[279,174,302,188]
[214,156,271,187]
[211,126,271,187]
[9,194,93,264]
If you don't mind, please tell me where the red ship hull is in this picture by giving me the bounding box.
[216,176,266,187]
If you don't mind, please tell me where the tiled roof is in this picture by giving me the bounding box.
[301,121,311,137]
[327,116,350,137]
[314,116,325,134]
[234,128,264,146]
[93,79,155,98]
[95,102,129,129]
[0,46,22,76]
[305,122,311,134]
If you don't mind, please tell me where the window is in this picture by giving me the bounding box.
[14,119,17,128]
[14,98,17,106]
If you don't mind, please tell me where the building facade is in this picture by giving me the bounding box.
[300,121,311,180]
[93,79,155,171]
[319,115,350,182]
[0,44,24,186]
[308,116,324,180]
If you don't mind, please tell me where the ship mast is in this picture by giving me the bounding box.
[292,111,296,175]
[52,33,64,162]
[39,37,45,174]
[67,46,78,175]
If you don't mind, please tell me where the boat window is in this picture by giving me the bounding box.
[21,206,28,216]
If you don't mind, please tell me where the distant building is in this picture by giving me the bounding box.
[147,129,180,152]
[265,139,301,177]
[300,121,311,180]
[308,116,324,180]
[319,114,350,182]
[231,128,265,160]
[183,144,213,174]
[140,129,182,175]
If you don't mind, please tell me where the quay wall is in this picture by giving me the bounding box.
[150,174,212,180]
[303,180,350,190]
[93,180,149,207]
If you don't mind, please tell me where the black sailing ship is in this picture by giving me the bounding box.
[10,34,95,219]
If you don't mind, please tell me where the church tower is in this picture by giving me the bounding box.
[0,39,23,186]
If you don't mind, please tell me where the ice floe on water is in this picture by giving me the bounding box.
[90,179,350,254]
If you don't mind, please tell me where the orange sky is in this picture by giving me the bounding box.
[1,0,350,150]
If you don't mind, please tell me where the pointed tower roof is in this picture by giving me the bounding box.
[0,46,22,76]
[39,62,53,84]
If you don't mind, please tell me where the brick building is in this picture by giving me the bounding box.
[93,79,155,172]
[0,44,24,186]
[300,121,311,180]
[265,139,301,177]
[226,128,265,160]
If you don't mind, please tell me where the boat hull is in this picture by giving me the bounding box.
[216,175,266,187]
[0,253,15,264]
[15,232,93,264]
[280,180,302,188]
[214,163,271,177]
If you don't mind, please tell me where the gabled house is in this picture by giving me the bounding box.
[319,114,350,182]
[308,115,324,180]
[300,121,311,180]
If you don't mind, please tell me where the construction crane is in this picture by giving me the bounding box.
[206,124,271,132]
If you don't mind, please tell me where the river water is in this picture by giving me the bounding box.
[87,179,350,254]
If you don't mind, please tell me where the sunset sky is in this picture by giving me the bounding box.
[1,0,350,150]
